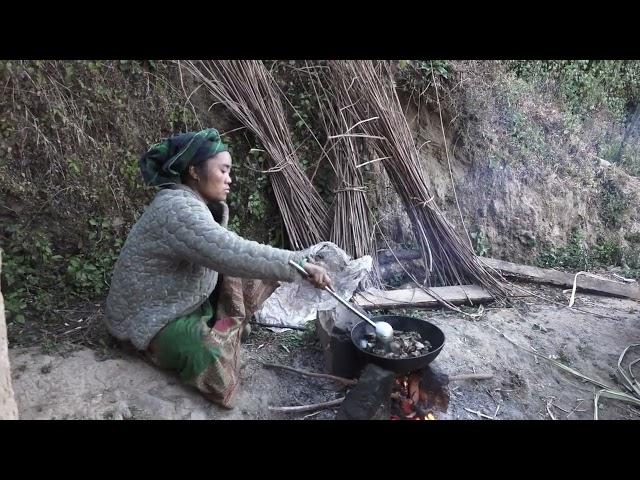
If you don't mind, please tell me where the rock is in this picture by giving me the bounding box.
[0,257,19,420]
[108,401,132,420]
[336,364,395,420]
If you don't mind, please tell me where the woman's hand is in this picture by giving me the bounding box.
[303,262,333,290]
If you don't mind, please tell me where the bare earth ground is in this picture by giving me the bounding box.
[9,284,640,420]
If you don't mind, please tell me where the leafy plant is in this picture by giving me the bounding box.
[537,228,590,270]
[396,60,452,93]
[599,177,629,229]
[507,60,640,121]
[537,228,628,272]
[470,230,491,257]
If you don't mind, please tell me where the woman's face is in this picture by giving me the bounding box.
[195,151,233,203]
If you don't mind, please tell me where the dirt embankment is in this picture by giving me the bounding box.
[375,90,640,270]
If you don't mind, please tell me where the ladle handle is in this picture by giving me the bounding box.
[288,260,376,328]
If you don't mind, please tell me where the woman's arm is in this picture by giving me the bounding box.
[162,196,304,282]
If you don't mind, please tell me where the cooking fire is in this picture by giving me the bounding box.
[390,371,444,420]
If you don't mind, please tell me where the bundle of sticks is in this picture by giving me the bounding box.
[180,60,330,250]
[303,65,378,263]
[325,60,507,298]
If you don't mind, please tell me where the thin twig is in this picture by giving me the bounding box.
[262,363,357,386]
[566,399,584,419]
[269,397,345,413]
[61,325,85,336]
[449,373,494,382]
[355,157,390,168]
[430,61,473,250]
[618,344,640,397]
[612,273,636,283]
[463,407,494,420]
[545,402,571,414]
[300,410,324,420]
[250,321,308,331]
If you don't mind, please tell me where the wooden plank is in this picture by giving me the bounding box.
[479,257,640,301]
[354,284,495,310]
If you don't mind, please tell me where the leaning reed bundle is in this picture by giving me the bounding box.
[327,60,507,298]
[305,65,377,262]
[180,60,330,250]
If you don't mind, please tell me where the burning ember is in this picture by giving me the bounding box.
[389,371,447,420]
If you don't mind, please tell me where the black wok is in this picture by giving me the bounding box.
[351,315,445,374]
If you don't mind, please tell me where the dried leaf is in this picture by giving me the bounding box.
[594,389,640,420]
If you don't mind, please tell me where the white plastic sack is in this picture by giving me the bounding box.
[254,242,372,330]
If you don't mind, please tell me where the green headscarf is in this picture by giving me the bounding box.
[139,128,228,187]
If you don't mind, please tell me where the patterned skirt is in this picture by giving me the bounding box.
[146,276,278,409]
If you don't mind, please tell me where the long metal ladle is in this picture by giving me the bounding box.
[289,260,394,343]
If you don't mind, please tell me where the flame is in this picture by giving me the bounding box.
[411,413,436,421]
[391,373,439,420]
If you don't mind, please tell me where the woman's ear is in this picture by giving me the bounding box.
[188,165,199,182]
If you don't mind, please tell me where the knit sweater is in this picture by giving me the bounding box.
[104,185,303,350]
